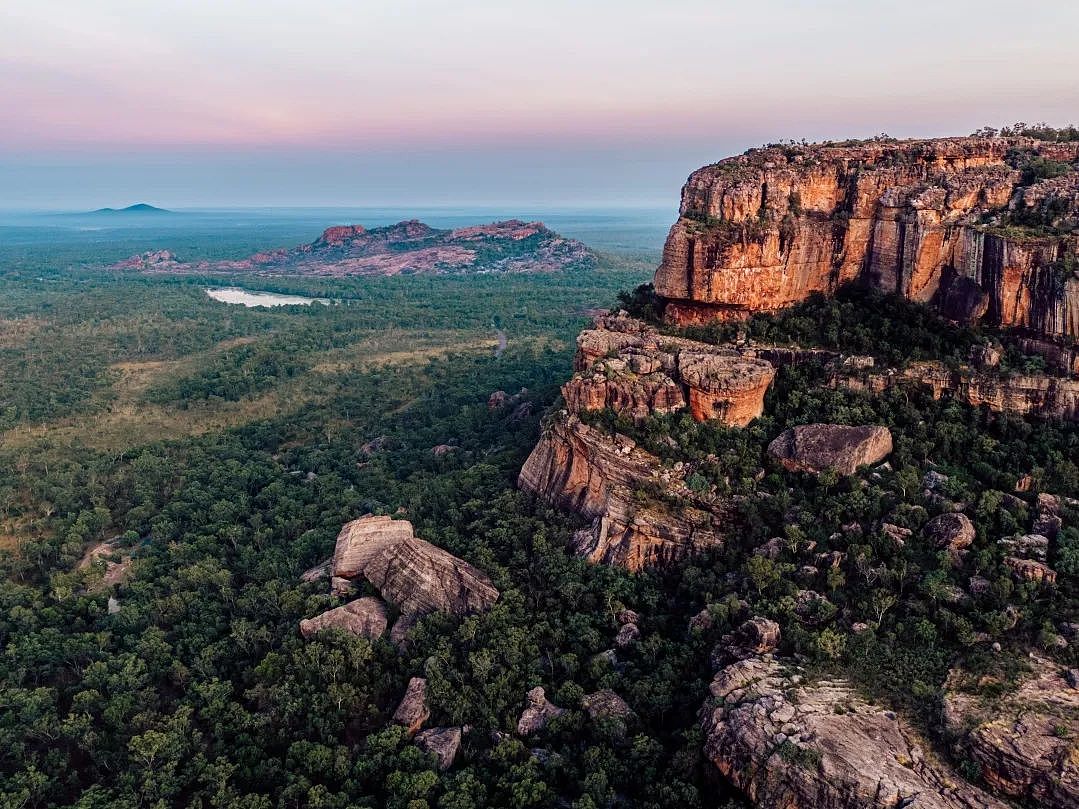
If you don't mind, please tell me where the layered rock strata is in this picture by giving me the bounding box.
[943,655,1079,807]
[518,415,730,570]
[767,424,893,476]
[654,137,1079,356]
[836,360,1079,421]
[702,656,1008,809]
[564,314,775,426]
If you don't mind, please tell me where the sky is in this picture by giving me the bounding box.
[2,0,1077,209]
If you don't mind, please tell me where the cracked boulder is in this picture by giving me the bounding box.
[392,677,430,737]
[414,726,462,771]
[702,656,1008,809]
[332,515,499,616]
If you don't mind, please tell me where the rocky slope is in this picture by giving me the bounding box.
[943,655,1079,807]
[703,655,1009,809]
[113,219,593,276]
[654,136,1079,353]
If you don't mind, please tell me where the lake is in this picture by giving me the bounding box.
[205,288,330,307]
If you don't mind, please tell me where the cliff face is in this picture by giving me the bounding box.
[518,416,730,571]
[655,137,1079,348]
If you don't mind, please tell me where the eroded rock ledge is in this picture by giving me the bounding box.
[702,656,1008,809]
[654,136,1079,356]
[564,314,776,426]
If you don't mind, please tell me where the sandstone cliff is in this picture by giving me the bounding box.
[655,137,1079,354]
[943,655,1079,807]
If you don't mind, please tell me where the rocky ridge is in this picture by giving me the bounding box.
[654,136,1079,358]
[112,219,593,276]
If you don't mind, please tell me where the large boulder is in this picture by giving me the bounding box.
[414,726,462,771]
[923,513,976,553]
[299,596,389,640]
[767,424,893,476]
[582,689,634,722]
[332,515,499,616]
[702,656,1008,809]
[392,677,430,737]
[944,655,1079,807]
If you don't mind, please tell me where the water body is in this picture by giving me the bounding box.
[205,287,329,307]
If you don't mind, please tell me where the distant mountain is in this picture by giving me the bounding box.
[90,203,171,214]
[111,219,595,276]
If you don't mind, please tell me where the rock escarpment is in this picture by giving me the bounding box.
[655,137,1079,353]
[943,655,1079,807]
[836,360,1079,420]
[564,314,776,426]
[518,416,731,570]
[298,596,389,640]
[702,656,1008,809]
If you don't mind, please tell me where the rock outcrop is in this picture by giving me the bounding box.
[332,515,499,616]
[563,314,775,426]
[298,596,389,640]
[582,690,634,722]
[518,415,730,570]
[923,513,977,554]
[113,219,593,276]
[702,656,1008,809]
[767,424,893,476]
[943,655,1079,807]
[654,137,1079,356]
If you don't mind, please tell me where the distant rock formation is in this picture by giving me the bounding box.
[518,415,730,570]
[702,656,1008,809]
[654,137,1079,358]
[332,515,499,616]
[767,424,893,476]
[944,655,1079,807]
[564,314,775,426]
[517,687,565,736]
[112,219,593,276]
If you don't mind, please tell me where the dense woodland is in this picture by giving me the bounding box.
[1,238,1077,808]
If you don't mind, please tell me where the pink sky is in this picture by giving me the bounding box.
[3,0,1077,206]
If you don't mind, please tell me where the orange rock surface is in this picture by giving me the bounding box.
[655,137,1079,350]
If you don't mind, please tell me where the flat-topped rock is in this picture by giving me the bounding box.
[582,689,634,722]
[332,515,498,616]
[944,655,1079,807]
[703,656,1008,809]
[299,596,389,640]
[768,424,893,476]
